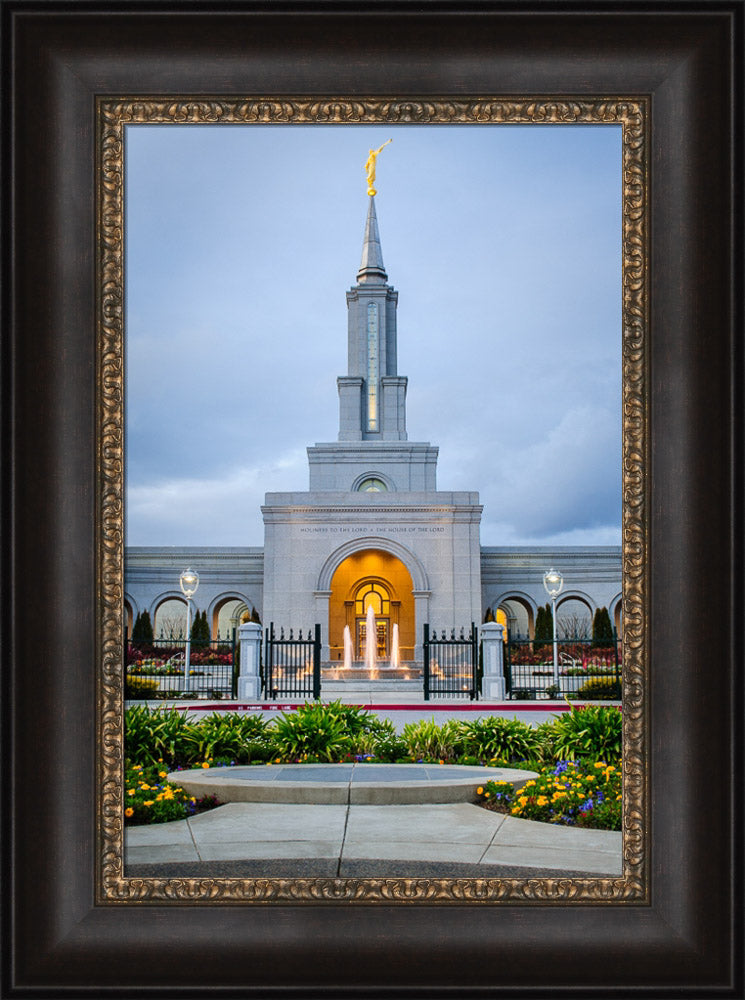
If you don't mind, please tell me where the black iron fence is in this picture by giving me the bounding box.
[264,623,321,700]
[504,635,621,700]
[125,630,237,699]
[423,624,479,701]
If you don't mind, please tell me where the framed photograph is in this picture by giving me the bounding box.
[4,2,741,995]
[118,112,632,891]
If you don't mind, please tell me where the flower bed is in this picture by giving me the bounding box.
[124,761,220,825]
[476,759,621,830]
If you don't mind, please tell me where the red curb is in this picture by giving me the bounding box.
[164,702,603,714]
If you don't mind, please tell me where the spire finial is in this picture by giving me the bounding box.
[357,196,387,283]
[364,139,392,196]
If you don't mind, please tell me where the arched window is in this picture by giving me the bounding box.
[355,581,390,616]
[356,477,388,493]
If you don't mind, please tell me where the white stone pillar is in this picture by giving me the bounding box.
[481,621,507,701]
[237,622,262,701]
[412,590,431,664]
[314,591,331,662]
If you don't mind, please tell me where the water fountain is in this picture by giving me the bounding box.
[390,622,400,670]
[364,603,377,678]
[342,624,353,669]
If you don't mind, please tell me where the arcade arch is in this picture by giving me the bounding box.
[495,595,535,639]
[209,595,257,639]
[556,594,594,639]
[124,598,134,636]
[152,596,187,640]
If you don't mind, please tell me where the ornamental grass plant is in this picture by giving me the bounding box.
[400,718,467,762]
[459,715,548,763]
[548,704,622,762]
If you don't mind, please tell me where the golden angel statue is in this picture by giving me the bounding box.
[365,139,392,195]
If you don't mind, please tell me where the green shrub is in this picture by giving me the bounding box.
[592,607,615,647]
[400,718,465,761]
[269,702,352,761]
[460,715,546,763]
[125,676,159,699]
[124,704,195,768]
[548,704,622,763]
[534,604,553,644]
[371,732,409,762]
[575,677,621,700]
[181,711,271,763]
[190,608,210,646]
[131,609,154,645]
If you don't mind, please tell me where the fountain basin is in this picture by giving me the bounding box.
[167,762,538,805]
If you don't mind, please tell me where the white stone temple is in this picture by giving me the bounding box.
[124,197,622,665]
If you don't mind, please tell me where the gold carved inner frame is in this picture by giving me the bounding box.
[97,97,648,904]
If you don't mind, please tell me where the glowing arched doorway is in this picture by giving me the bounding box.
[328,549,415,664]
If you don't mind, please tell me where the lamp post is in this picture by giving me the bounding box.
[543,568,564,694]
[179,567,199,692]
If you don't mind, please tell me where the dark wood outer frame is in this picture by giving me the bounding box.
[3,2,741,995]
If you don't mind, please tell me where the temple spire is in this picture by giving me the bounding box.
[357,196,388,284]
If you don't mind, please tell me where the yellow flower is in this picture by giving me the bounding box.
[127,789,135,796]
[438,760,444,765]
[594,762,604,769]
[201,762,210,769]
[143,800,154,807]
[524,780,536,787]
[518,796,528,806]
[476,786,484,795]
[536,796,548,807]
[159,771,167,778]
[484,791,491,798]
[125,807,134,817]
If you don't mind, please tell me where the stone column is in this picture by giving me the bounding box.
[481,621,507,701]
[314,590,331,662]
[412,590,431,664]
[237,622,262,701]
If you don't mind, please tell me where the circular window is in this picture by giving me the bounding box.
[357,477,388,493]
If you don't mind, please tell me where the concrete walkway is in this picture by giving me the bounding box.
[125,790,622,879]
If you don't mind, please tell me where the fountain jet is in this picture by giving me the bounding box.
[390,622,400,670]
[342,624,353,669]
[364,604,377,677]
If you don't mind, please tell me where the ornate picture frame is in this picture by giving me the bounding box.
[100,97,647,905]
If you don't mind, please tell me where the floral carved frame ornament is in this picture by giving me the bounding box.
[97,97,648,905]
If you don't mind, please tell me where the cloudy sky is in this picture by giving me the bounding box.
[124,123,622,548]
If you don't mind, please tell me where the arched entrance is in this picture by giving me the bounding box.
[328,549,415,664]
